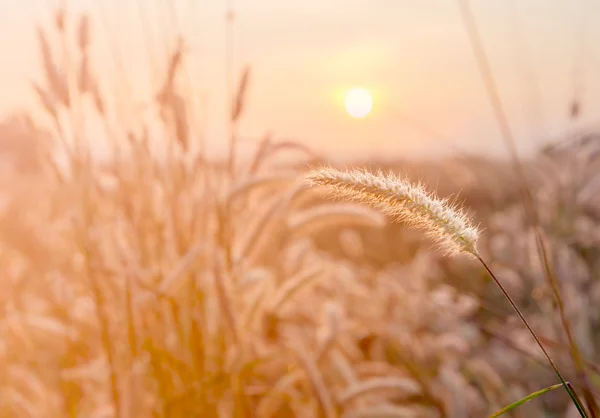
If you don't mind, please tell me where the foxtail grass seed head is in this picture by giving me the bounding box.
[305,167,480,257]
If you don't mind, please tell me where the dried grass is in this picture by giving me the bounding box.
[0,8,599,418]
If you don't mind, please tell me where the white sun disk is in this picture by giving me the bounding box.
[345,88,373,119]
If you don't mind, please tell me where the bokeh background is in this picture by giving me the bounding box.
[0,1,599,417]
[4,0,600,158]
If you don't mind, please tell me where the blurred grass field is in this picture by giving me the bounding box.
[0,6,599,418]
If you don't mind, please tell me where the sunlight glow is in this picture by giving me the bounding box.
[345,88,373,119]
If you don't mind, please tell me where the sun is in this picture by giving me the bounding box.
[345,88,373,119]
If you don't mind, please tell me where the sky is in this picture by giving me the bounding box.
[1,0,600,161]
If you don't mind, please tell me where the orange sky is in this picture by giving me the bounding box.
[2,0,600,160]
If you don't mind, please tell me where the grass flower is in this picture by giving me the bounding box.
[305,166,589,418]
[305,166,480,257]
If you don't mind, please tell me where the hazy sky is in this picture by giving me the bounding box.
[2,0,600,160]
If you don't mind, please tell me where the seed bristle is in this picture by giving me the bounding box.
[305,166,480,257]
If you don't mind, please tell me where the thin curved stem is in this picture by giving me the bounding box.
[476,255,589,418]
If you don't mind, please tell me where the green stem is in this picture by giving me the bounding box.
[476,256,588,418]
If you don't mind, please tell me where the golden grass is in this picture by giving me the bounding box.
[0,7,599,418]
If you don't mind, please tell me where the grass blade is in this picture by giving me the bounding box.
[489,383,563,417]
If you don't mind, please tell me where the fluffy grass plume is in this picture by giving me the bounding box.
[305,166,480,257]
[306,167,587,417]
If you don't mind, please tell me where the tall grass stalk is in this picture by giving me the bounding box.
[306,166,588,417]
